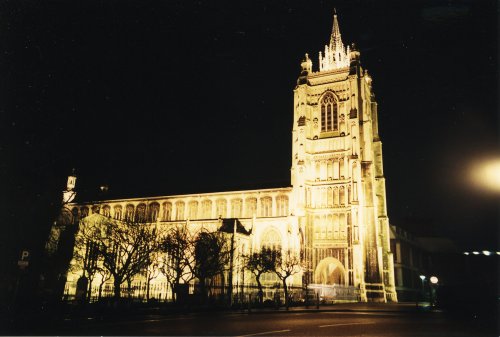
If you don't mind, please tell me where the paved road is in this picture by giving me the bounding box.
[21,309,496,336]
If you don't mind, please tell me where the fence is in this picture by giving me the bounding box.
[63,280,359,305]
[307,284,360,303]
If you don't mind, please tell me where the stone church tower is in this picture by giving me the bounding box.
[291,13,397,302]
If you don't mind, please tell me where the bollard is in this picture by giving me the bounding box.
[316,293,319,309]
[248,294,251,313]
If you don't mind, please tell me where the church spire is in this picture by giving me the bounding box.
[329,9,342,49]
[319,10,350,72]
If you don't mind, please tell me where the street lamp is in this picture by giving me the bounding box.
[419,275,426,305]
[429,276,438,307]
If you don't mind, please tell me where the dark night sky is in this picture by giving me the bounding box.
[0,0,498,268]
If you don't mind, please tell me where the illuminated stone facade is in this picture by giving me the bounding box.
[50,13,397,302]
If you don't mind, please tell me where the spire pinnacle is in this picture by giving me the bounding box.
[319,10,350,72]
[329,10,342,51]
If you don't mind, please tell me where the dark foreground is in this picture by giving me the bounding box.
[3,303,498,336]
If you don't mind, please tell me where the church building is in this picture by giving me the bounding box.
[48,13,397,303]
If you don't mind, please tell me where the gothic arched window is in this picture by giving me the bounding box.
[320,92,338,132]
[215,199,227,218]
[114,205,122,220]
[260,196,272,217]
[276,195,288,216]
[175,201,185,220]
[188,201,198,220]
[231,198,242,218]
[125,204,134,221]
[261,228,282,284]
[162,202,172,221]
[135,203,147,222]
[245,197,257,217]
[261,228,282,250]
[201,200,212,219]
[102,205,111,217]
[148,202,160,222]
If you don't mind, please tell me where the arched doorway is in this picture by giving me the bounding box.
[314,257,346,285]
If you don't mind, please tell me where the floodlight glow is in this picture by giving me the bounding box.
[482,250,491,256]
[430,276,438,284]
[419,275,426,281]
[472,251,480,255]
[470,158,500,193]
[463,252,469,255]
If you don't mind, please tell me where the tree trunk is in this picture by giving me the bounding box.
[113,279,121,299]
[146,279,151,301]
[256,275,264,304]
[127,279,132,299]
[199,278,207,304]
[282,279,289,310]
[86,278,93,303]
[98,282,104,300]
[170,282,176,303]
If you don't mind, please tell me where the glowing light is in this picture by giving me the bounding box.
[430,276,438,284]
[482,250,491,256]
[419,275,426,281]
[497,252,500,255]
[463,252,469,255]
[472,251,480,255]
[470,158,500,193]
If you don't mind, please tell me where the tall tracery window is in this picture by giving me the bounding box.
[188,201,198,220]
[201,200,212,219]
[162,202,172,221]
[320,92,338,132]
[245,197,257,217]
[216,199,227,218]
[231,199,242,218]
[261,228,282,283]
[260,196,273,217]
[276,195,289,216]
[261,228,282,250]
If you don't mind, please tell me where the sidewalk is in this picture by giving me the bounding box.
[245,302,434,314]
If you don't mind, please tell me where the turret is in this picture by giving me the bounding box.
[62,169,77,204]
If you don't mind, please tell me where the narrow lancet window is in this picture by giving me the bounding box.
[320,92,338,132]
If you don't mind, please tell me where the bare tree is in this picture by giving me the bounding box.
[192,230,231,303]
[144,249,161,301]
[271,249,302,310]
[72,230,101,303]
[96,267,112,300]
[78,215,161,300]
[244,247,275,304]
[159,226,194,302]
